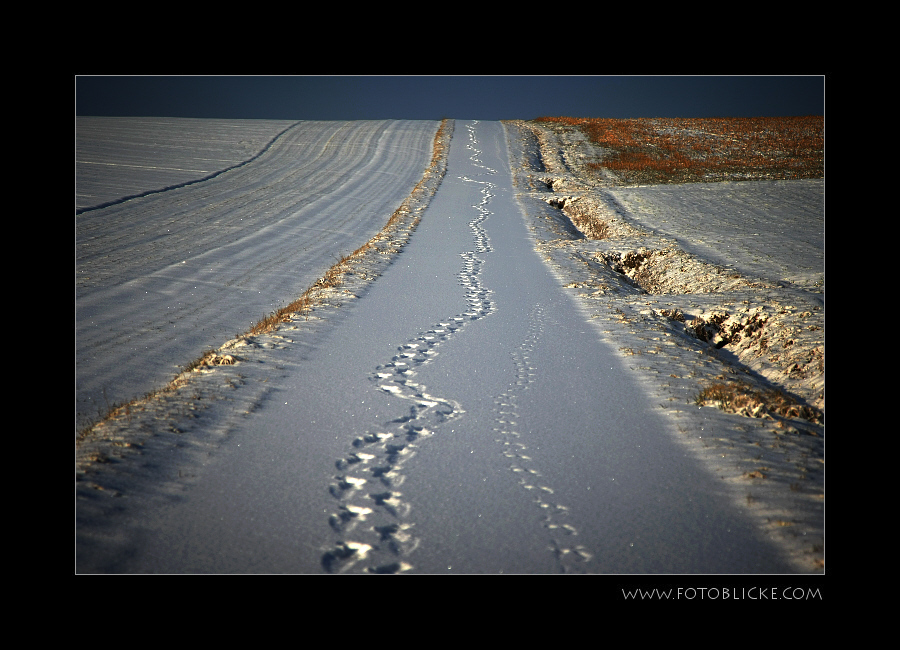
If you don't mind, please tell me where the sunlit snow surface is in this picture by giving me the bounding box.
[76,118,440,431]
[76,119,824,574]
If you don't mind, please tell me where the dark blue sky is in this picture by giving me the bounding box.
[75,76,824,121]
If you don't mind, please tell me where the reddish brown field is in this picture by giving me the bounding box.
[534,116,824,185]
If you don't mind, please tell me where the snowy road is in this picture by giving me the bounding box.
[76,121,799,573]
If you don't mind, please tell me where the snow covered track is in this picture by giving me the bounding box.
[76,119,440,432]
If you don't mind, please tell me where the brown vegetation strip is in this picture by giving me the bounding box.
[534,116,823,185]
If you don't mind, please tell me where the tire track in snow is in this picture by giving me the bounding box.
[321,122,497,573]
[491,304,593,572]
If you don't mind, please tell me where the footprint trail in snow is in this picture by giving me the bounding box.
[321,122,497,573]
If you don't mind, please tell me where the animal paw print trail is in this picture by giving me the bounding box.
[491,304,593,573]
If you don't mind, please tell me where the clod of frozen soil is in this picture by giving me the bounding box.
[684,306,824,416]
[694,380,823,424]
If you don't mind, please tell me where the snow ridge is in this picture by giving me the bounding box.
[321,122,497,573]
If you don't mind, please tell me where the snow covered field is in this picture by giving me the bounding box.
[76,117,297,211]
[76,118,824,574]
[76,118,440,432]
